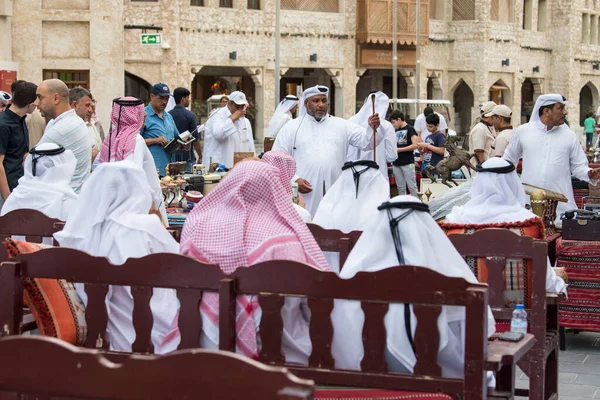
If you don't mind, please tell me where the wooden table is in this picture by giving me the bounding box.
[486,334,536,398]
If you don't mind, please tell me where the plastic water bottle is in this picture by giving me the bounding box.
[510,304,528,334]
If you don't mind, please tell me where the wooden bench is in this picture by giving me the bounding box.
[0,335,314,400]
[0,209,63,263]
[0,249,534,399]
[228,260,534,399]
[449,228,557,400]
[0,248,230,353]
[306,223,361,272]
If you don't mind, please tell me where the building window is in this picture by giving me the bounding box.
[247,0,260,9]
[491,0,513,22]
[452,0,475,20]
[583,13,591,44]
[281,0,338,12]
[220,0,233,7]
[537,0,547,32]
[191,0,204,5]
[430,0,445,20]
[522,0,532,29]
[43,70,89,89]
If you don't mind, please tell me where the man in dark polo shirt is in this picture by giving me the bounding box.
[0,81,37,206]
[169,87,200,171]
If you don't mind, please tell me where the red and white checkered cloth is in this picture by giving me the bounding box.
[98,97,143,163]
[167,160,329,358]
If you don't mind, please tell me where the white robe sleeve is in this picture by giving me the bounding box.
[269,114,292,138]
[213,116,239,142]
[570,136,596,185]
[385,125,398,163]
[502,129,523,165]
[272,125,300,182]
[347,121,385,151]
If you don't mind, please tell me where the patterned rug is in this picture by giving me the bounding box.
[556,238,600,331]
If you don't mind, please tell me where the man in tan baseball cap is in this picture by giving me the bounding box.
[489,104,514,157]
[468,101,497,165]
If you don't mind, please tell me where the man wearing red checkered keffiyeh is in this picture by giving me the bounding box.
[262,150,312,222]
[173,160,329,361]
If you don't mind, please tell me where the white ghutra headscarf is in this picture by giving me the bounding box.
[1,143,78,221]
[530,94,568,123]
[331,195,495,376]
[298,85,329,117]
[444,158,536,224]
[266,95,299,137]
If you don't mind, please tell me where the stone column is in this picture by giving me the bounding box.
[91,0,124,130]
[160,0,180,87]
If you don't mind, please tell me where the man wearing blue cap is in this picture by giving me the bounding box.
[141,83,180,175]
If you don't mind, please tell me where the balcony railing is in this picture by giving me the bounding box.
[356,0,429,44]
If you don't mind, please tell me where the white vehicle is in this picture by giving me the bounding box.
[388,98,453,128]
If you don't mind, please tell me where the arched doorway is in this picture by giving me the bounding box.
[488,79,511,106]
[280,68,337,115]
[191,66,257,134]
[521,78,535,123]
[452,80,474,136]
[354,69,409,114]
[124,72,151,104]
[579,82,599,126]
[426,75,443,99]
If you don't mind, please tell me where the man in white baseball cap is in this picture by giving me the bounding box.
[468,101,497,166]
[489,104,514,157]
[203,90,255,168]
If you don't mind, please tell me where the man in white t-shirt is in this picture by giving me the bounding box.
[69,87,103,161]
[35,79,91,193]
[414,106,448,141]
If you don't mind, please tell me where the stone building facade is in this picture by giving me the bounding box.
[2,0,600,139]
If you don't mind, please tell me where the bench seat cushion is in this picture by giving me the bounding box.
[4,238,87,345]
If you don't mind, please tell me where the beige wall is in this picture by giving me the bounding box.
[9,0,600,140]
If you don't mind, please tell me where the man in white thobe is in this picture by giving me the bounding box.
[273,85,383,216]
[346,92,397,185]
[266,95,299,138]
[313,160,390,272]
[503,94,600,225]
[203,91,255,168]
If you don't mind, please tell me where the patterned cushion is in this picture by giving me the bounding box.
[315,389,454,399]
[438,217,544,308]
[4,239,87,345]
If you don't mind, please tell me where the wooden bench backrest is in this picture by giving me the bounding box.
[448,228,548,340]
[0,336,314,400]
[0,248,228,353]
[0,209,63,262]
[230,261,489,400]
[306,223,362,271]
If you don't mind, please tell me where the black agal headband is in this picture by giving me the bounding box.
[29,145,65,176]
[475,160,515,174]
[342,160,379,198]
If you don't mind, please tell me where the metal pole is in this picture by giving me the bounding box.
[275,0,281,108]
[415,0,421,117]
[392,0,398,109]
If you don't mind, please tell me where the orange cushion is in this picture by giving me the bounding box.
[4,239,87,345]
[315,389,454,399]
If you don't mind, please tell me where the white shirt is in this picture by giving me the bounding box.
[273,113,385,216]
[493,127,515,157]
[268,112,293,138]
[503,119,596,223]
[346,120,397,183]
[414,112,448,141]
[87,121,103,151]
[203,107,255,168]
[39,109,91,193]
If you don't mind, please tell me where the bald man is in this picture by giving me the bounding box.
[35,79,91,192]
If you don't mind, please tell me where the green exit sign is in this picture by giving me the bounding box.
[140,34,162,45]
